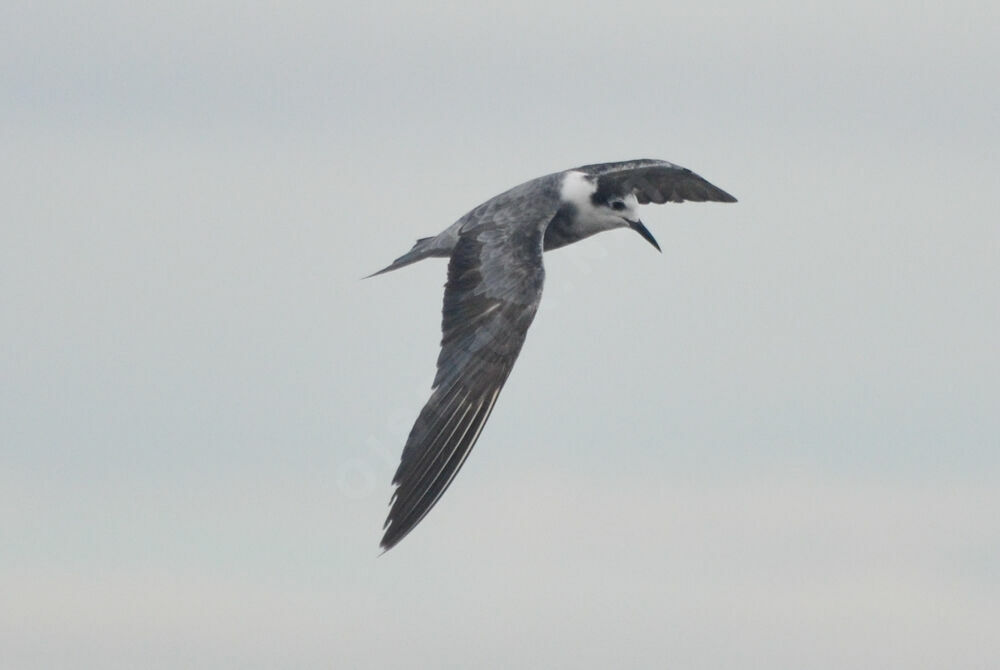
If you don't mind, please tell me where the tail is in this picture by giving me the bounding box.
[365,237,439,278]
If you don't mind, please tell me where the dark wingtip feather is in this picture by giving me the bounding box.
[715,188,738,203]
[379,385,501,552]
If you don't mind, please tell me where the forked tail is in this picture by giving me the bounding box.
[365,237,440,278]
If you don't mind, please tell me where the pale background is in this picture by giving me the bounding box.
[3,2,998,668]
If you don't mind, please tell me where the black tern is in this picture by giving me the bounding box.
[372,159,736,550]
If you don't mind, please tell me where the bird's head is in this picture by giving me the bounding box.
[559,171,661,251]
[595,192,660,252]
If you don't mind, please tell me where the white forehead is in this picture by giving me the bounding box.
[559,171,597,208]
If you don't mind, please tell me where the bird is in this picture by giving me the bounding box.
[371,159,736,550]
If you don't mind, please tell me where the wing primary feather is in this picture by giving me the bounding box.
[411,387,501,527]
[391,397,485,532]
[391,385,469,487]
[382,387,503,550]
[392,393,477,519]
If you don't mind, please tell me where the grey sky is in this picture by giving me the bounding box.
[2,1,998,668]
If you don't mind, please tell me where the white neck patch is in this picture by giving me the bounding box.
[559,171,597,209]
[557,170,632,236]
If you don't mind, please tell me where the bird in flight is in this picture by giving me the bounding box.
[371,159,736,550]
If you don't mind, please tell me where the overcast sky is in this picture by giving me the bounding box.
[3,2,998,668]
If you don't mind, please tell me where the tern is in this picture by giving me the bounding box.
[371,159,736,550]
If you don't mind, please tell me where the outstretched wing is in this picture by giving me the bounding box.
[577,158,737,204]
[381,188,557,550]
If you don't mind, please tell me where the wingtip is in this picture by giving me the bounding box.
[379,508,406,552]
[712,186,738,203]
[379,527,402,552]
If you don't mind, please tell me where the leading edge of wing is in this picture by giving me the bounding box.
[577,158,737,204]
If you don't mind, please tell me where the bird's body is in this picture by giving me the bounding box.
[373,159,736,550]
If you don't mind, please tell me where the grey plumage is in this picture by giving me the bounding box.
[373,159,736,550]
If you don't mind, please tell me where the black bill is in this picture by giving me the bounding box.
[627,219,661,252]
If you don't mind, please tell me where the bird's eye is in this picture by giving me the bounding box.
[610,201,626,211]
